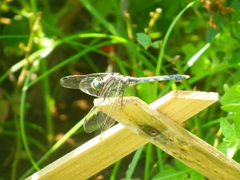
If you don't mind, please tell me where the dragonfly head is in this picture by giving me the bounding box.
[91,78,102,90]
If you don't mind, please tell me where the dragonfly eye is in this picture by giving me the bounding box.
[91,78,102,90]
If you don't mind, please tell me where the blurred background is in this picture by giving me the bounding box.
[1,0,240,179]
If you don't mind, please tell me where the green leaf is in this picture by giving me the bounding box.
[219,118,239,157]
[136,33,152,49]
[221,82,240,113]
[226,142,238,158]
[221,103,240,112]
[234,113,240,138]
[151,40,161,49]
[217,141,228,155]
[220,118,236,138]
[218,141,238,158]
[235,85,240,93]
[223,136,237,143]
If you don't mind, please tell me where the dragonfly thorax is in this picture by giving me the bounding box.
[91,78,102,90]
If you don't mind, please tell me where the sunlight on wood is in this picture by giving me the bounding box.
[26,90,240,180]
[149,91,219,123]
[95,92,240,179]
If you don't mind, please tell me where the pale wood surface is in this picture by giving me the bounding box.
[27,91,223,180]
[97,92,240,180]
[27,124,146,180]
[150,90,219,123]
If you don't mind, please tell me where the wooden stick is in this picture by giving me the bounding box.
[27,91,225,180]
[149,90,219,123]
[96,92,240,179]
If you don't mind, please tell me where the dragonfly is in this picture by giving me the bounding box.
[60,72,189,133]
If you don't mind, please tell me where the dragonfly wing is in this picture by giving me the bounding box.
[60,73,109,93]
[79,77,101,97]
[100,80,124,133]
[84,78,121,133]
[101,114,117,133]
[79,73,113,97]
[60,75,86,89]
[82,74,119,133]
[83,106,107,133]
[84,74,123,133]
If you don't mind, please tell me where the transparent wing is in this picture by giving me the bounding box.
[83,77,116,132]
[100,100,120,133]
[79,73,122,97]
[79,77,102,97]
[83,106,107,133]
[60,75,87,89]
[100,80,124,133]
[60,73,109,96]
[83,77,122,133]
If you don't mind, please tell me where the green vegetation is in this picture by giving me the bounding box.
[1,0,240,179]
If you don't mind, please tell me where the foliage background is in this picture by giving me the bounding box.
[1,0,240,179]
